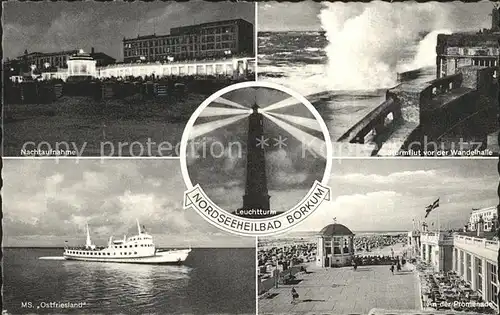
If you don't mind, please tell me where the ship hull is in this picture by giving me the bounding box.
[63,249,191,265]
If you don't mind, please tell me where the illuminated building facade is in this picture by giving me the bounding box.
[67,51,97,77]
[5,48,115,77]
[123,19,254,63]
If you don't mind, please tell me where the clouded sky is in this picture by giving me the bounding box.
[2,1,254,61]
[3,158,497,245]
[2,159,254,248]
[296,158,498,232]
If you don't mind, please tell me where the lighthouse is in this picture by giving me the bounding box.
[237,103,271,218]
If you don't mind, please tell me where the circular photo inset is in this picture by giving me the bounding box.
[180,82,332,236]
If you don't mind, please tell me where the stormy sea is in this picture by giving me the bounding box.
[257,31,437,143]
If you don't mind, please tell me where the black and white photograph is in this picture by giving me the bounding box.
[258,158,499,314]
[2,159,256,315]
[184,85,328,219]
[2,1,500,315]
[3,1,255,157]
[258,2,500,157]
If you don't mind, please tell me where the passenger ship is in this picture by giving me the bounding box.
[63,220,191,264]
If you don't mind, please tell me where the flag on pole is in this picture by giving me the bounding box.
[425,198,440,218]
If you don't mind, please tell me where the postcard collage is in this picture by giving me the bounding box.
[2,1,500,315]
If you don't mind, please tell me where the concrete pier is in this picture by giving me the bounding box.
[337,65,499,156]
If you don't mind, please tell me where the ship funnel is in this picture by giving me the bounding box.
[136,218,141,234]
[108,236,113,248]
[85,224,92,249]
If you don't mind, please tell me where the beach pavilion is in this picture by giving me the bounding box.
[316,223,355,267]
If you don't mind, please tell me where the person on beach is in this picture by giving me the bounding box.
[397,261,401,272]
[291,287,299,304]
[390,264,395,275]
[352,260,357,271]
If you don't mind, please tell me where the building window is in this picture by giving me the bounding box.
[325,240,332,255]
[460,251,464,276]
[333,237,341,255]
[467,254,472,282]
[488,263,498,306]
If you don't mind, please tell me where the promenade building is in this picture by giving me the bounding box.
[6,48,115,74]
[122,19,254,63]
[31,52,253,82]
[98,57,254,79]
[468,206,498,232]
[436,7,500,78]
[419,209,499,310]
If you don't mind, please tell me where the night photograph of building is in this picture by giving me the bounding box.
[3,1,255,157]
[123,19,254,63]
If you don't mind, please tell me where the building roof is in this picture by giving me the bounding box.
[69,52,94,61]
[90,52,116,61]
[457,231,497,240]
[171,18,252,33]
[319,224,354,237]
[471,206,496,214]
[436,33,500,51]
[123,18,253,41]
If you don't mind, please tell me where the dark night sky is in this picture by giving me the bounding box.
[2,1,255,61]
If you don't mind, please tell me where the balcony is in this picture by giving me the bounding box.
[454,235,499,262]
[420,232,454,246]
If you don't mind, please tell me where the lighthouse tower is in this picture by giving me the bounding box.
[238,103,271,218]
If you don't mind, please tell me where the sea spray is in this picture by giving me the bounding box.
[405,29,453,71]
[318,2,489,91]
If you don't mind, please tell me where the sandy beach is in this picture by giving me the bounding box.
[3,94,206,156]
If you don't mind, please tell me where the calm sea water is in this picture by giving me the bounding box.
[3,247,256,314]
